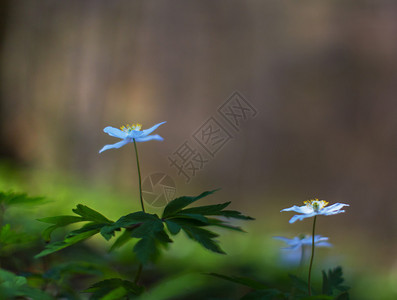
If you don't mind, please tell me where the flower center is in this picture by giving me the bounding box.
[304,198,329,212]
[120,123,142,133]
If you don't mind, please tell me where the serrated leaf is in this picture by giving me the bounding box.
[0,191,47,207]
[130,219,164,239]
[180,202,231,215]
[35,229,99,258]
[322,267,349,295]
[206,218,244,232]
[208,273,268,290]
[179,224,225,254]
[37,215,84,225]
[165,220,181,235]
[100,211,158,240]
[133,237,158,264]
[38,216,86,241]
[162,190,218,218]
[109,229,133,252]
[72,204,112,224]
[86,278,143,299]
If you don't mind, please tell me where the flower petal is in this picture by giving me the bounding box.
[322,203,349,214]
[289,212,316,223]
[99,140,129,153]
[141,121,166,136]
[135,134,164,142]
[103,126,127,139]
[281,205,312,214]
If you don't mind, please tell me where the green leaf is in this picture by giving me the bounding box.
[322,267,349,295]
[37,216,85,241]
[85,278,144,299]
[130,218,164,239]
[72,204,112,224]
[109,229,133,252]
[0,269,54,300]
[164,220,181,235]
[35,229,100,258]
[162,190,218,218]
[100,211,158,240]
[133,236,159,264]
[208,273,268,290]
[180,202,231,215]
[179,223,225,254]
[0,191,46,207]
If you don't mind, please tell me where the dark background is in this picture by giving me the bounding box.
[0,1,396,298]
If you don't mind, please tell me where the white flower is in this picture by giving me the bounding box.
[281,199,349,224]
[99,121,166,153]
[274,235,332,250]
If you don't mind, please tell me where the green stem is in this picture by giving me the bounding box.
[133,139,145,285]
[134,263,143,284]
[308,215,317,296]
[133,139,145,213]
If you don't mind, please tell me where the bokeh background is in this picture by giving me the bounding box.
[0,1,396,299]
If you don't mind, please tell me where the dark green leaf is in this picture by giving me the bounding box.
[72,204,112,224]
[0,191,47,207]
[165,220,181,235]
[109,229,133,252]
[180,224,225,254]
[85,278,144,299]
[162,190,218,218]
[37,215,86,241]
[35,229,100,258]
[322,267,349,295]
[130,219,164,239]
[180,202,231,215]
[100,211,158,240]
[133,236,159,264]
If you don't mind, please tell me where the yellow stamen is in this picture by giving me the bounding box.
[304,198,329,212]
[120,123,142,132]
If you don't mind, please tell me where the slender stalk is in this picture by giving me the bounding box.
[308,215,317,296]
[133,139,145,285]
[133,139,145,213]
[134,263,143,284]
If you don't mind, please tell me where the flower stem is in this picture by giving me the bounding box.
[134,263,143,284]
[308,215,317,296]
[133,139,145,285]
[133,139,145,213]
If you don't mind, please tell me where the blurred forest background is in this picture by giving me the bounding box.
[0,0,397,298]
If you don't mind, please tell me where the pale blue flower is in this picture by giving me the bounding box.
[99,121,166,153]
[281,198,349,224]
[274,235,332,250]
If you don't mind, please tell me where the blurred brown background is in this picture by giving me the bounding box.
[0,0,396,272]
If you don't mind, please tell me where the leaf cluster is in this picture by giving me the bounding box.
[36,190,253,266]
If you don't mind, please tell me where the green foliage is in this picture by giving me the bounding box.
[36,190,253,265]
[0,191,46,207]
[322,267,349,297]
[0,269,53,300]
[85,278,144,299]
